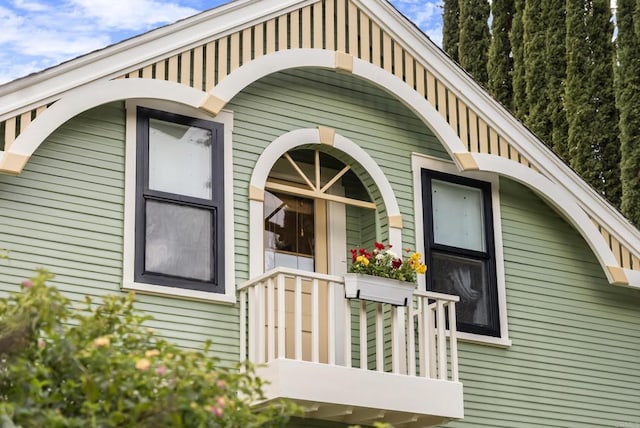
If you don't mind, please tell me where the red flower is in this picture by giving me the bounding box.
[350,249,358,262]
[358,248,371,259]
[392,258,402,269]
[374,242,385,251]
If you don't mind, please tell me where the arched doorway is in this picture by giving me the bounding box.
[262,148,375,362]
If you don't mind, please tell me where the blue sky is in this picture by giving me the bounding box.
[0,0,443,85]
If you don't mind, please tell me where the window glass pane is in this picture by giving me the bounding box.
[430,252,491,328]
[432,179,485,251]
[145,200,212,281]
[148,118,212,199]
[264,191,315,271]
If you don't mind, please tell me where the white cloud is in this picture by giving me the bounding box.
[391,0,444,46]
[68,0,199,30]
[0,0,204,84]
[11,0,50,12]
[0,0,444,85]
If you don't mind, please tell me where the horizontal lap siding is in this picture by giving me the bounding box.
[441,178,640,427]
[0,103,238,362]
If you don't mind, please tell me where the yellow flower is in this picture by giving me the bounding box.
[93,337,110,348]
[135,358,151,371]
[145,349,160,358]
[356,255,370,266]
[415,264,427,274]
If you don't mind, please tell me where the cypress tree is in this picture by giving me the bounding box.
[565,0,597,188]
[487,0,515,110]
[544,0,569,160]
[590,0,620,205]
[510,0,528,121]
[458,0,491,85]
[566,0,620,203]
[442,0,460,62]
[523,0,551,145]
[617,0,640,224]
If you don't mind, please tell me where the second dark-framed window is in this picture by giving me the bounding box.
[422,169,500,337]
[135,107,224,292]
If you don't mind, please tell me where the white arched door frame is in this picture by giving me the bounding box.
[248,127,402,278]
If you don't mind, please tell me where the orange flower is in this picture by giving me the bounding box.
[135,358,151,371]
[93,337,110,348]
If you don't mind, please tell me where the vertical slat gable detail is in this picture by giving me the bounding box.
[0,0,566,176]
[106,0,543,173]
[594,219,640,270]
[192,46,204,91]
[292,12,302,50]
[336,0,347,53]
[301,6,311,49]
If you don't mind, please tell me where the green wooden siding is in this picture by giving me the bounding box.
[0,103,239,361]
[438,178,640,428]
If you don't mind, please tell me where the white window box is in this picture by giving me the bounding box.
[344,273,416,306]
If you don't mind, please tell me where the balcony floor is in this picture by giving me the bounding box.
[256,359,464,428]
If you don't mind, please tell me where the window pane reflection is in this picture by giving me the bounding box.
[432,179,485,251]
[430,252,490,328]
[264,191,315,271]
[145,200,212,281]
[148,118,212,199]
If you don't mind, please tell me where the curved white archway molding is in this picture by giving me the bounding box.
[248,128,402,277]
[4,49,467,174]
[210,49,468,165]
[471,153,632,287]
[0,79,210,173]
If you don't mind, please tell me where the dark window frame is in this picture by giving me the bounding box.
[421,169,500,337]
[134,107,225,293]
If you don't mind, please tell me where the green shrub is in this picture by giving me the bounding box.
[0,270,299,427]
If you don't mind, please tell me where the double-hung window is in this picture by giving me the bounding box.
[134,107,225,293]
[422,169,500,337]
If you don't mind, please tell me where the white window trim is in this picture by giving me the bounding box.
[412,153,511,347]
[122,99,236,304]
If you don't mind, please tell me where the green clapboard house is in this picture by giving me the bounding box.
[1,0,639,426]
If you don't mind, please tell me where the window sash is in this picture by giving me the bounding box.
[422,169,500,337]
[134,107,225,292]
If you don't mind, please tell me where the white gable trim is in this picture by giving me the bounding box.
[3,49,467,173]
[4,79,209,160]
[211,50,468,165]
[471,153,633,287]
[249,128,402,278]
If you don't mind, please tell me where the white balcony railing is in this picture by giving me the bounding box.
[239,267,460,377]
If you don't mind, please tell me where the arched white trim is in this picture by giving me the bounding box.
[471,153,626,286]
[7,49,466,173]
[249,128,402,277]
[6,79,209,158]
[210,49,468,166]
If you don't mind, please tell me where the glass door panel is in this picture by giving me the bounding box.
[264,191,315,272]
